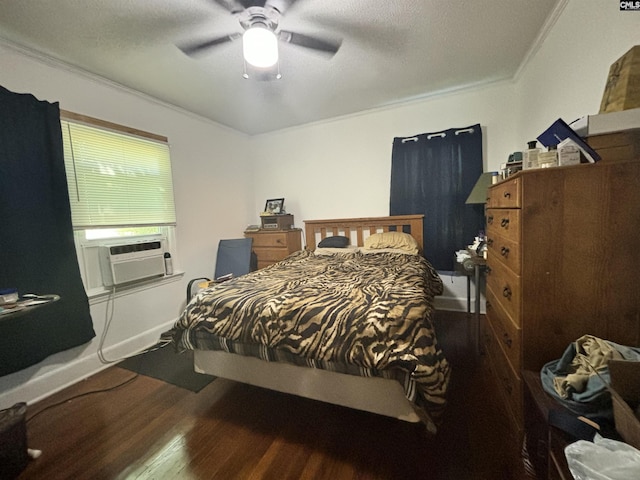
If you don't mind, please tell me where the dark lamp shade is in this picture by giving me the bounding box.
[465,172,494,204]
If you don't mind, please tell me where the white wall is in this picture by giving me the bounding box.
[514,0,639,142]
[0,43,252,407]
[1,0,637,405]
[249,81,519,223]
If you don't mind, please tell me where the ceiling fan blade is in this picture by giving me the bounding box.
[279,31,341,55]
[178,34,241,57]
[265,0,299,14]
[211,0,247,14]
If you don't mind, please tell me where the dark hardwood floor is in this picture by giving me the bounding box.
[18,311,525,479]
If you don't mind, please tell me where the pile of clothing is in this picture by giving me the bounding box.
[541,335,640,418]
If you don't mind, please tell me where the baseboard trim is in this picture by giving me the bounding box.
[0,319,177,407]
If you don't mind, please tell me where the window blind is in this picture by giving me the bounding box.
[61,120,176,229]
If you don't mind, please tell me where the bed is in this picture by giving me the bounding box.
[172,215,450,432]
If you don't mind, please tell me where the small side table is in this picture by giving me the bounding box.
[455,251,486,357]
[454,251,486,317]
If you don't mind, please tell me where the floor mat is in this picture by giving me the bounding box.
[118,343,215,392]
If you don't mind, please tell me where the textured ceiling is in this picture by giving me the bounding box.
[0,0,561,135]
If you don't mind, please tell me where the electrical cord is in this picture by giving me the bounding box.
[26,372,138,424]
[96,286,172,364]
[96,285,118,364]
[26,330,173,423]
[26,287,175,425]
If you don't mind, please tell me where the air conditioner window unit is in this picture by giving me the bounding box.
[99,240,166,286]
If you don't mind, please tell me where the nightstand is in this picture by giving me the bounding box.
[454,250,486,316]
[454,250,486,357]
[243,229,302,269]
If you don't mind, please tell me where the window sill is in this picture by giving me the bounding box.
[87,271,184,305]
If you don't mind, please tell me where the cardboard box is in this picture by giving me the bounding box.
[608,360,640,450]
[572,108,640,137]
[586,128,640,162]
[600,45,640,113]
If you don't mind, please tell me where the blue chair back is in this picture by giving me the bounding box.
[214,238,254,280]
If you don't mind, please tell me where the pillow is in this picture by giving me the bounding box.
[363,232,419,254]
[317,235,350,248]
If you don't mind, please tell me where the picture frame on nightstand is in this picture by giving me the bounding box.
[264,198,284,215]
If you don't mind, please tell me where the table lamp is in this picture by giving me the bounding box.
[466,172,495,204]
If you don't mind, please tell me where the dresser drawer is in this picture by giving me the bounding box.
[486,283,522,371]
[481,316,523,431]
[486,208,520,243]
[487,177,521,208]
[254,247,291,262]
[486,230,521,275]
[486,258,521,324]
[250,232,291,248]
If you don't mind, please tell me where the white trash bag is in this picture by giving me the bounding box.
[565,434,640,480]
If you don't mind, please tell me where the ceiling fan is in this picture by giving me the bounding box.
[178,0,342,79]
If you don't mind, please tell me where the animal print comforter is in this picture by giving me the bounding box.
[172,249,450,429]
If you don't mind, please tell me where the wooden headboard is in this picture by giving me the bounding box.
[304,215,424,251]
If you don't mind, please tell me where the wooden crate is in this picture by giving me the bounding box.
[600,45,640,113]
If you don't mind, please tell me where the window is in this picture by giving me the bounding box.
[60,113,176,230]
[60,111,178,292]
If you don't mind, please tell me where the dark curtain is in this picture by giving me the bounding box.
[390,124,484,271]
[0,86,95,377]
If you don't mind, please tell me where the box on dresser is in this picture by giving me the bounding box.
[483,154,640,459]
[586,128,640,163]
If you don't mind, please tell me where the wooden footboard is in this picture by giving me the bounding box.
[304,215,424,251]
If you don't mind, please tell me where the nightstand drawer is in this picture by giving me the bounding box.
[486,230,521,275]
[254,247,292,262]
[250,232,290,248]
[486,208,520,243]
[486,283,522,372]
[487,177,520,208]
[486,258,521,323]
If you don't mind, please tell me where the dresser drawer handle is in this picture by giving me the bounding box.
[487,215,494,224]
[487,238,494,246]
[503,191,511,199]
[500,218,509,228]
[502,286,512,299]
[485,266,492,275]
[503,333,513,348]
[500,246,510,257]
[486,300,492,310]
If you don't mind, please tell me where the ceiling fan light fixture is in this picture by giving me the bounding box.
[243,25,278,68]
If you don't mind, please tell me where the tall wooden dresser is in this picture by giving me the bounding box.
[243,229,302,270]
[482,156,640,443]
